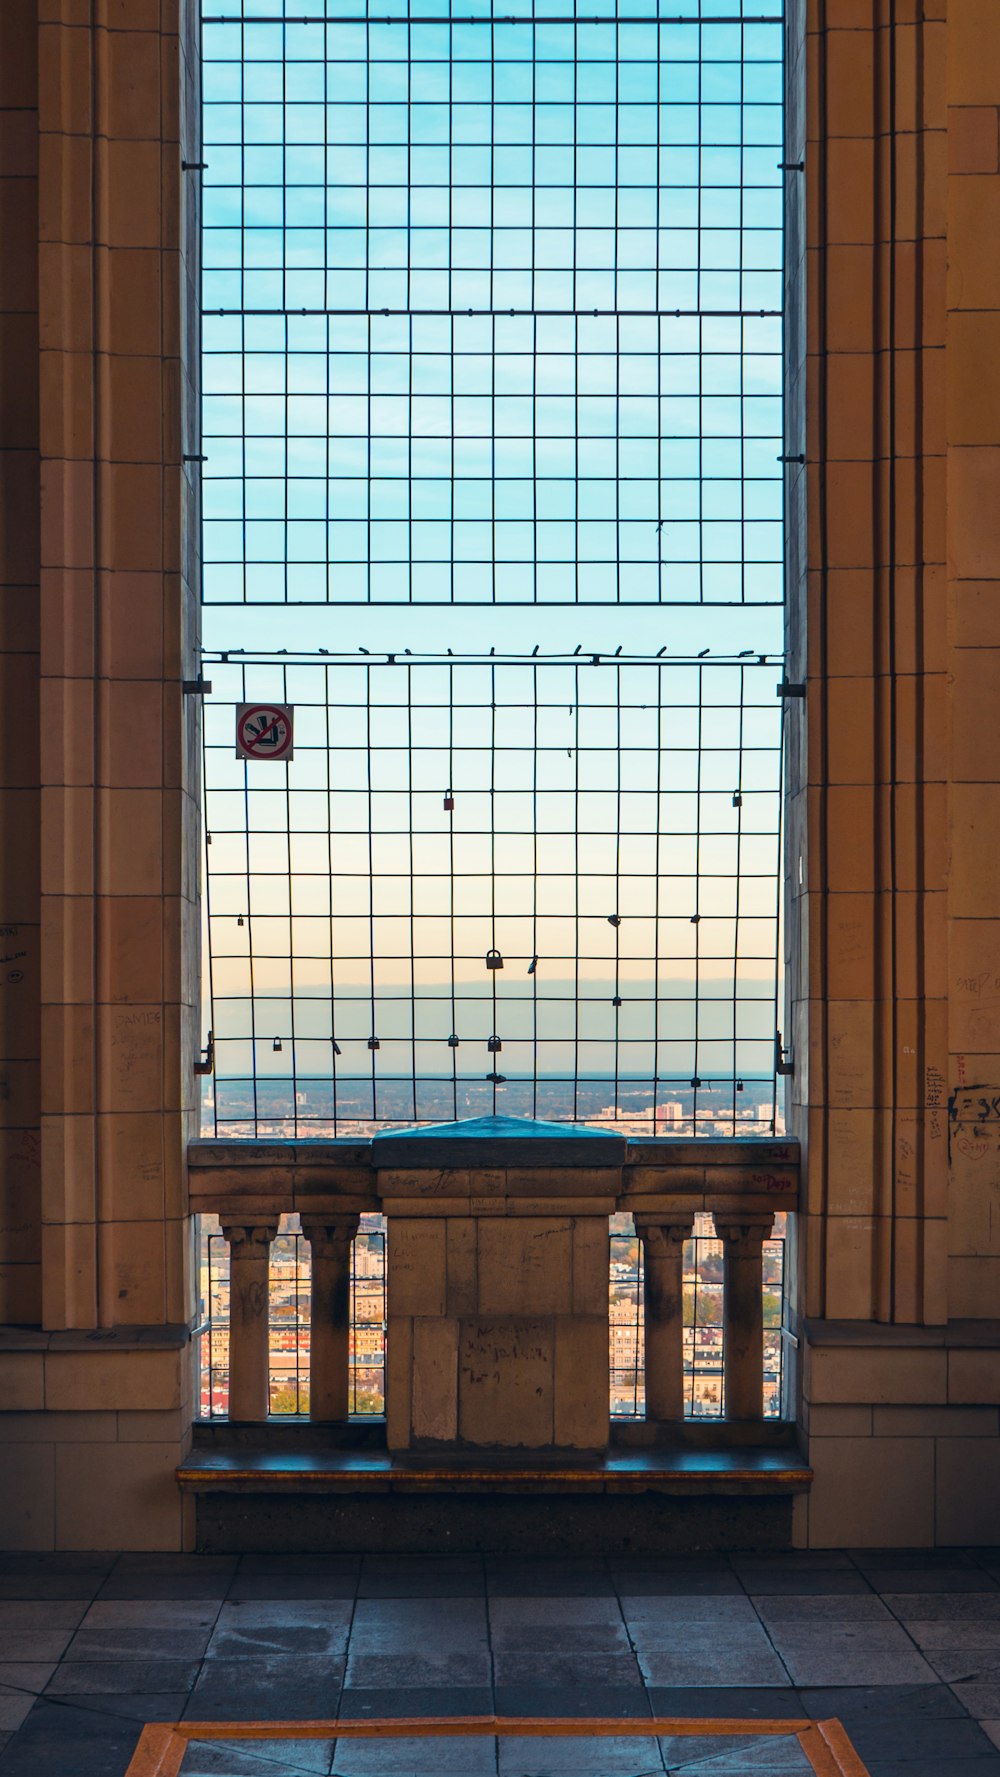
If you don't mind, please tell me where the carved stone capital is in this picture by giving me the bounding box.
[713,1214,774,1256]
[634,1213,696,1257]
[300,1213,360,1264]
[221,1221,279,1259]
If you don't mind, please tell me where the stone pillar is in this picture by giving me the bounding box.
[301,1213,359,1423]
[634,1214,694,1423]
[222,1221,277,1423]
[715,1214,773,1424]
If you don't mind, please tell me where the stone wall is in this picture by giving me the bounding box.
[0,0,201,1551]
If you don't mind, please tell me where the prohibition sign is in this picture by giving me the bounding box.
[236,703,294,762]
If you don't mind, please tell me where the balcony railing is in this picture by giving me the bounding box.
[190,1133,797,1436]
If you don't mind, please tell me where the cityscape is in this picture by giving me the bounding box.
[198,1207,785,1423]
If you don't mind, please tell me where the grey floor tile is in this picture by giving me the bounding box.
[490,1596,626,1629]
[53,1693,193,1725]
[486,1561,615,1597]
[491,1651,643,1687]
[0,1665,56,1695]
[490,1626,631,1654]
[347,1598,488,1654]
[45,1659,201,1695]
[494,1684,652,1717]
[764,1622,922,1653]
[660,1734,812,1775]
[611,1562,743,1599]
[208,1602,352,1659]
[343,1652,492,1688]
[357,1559,484,1599]
[330,1733,495,1775]
[800,1682,970,1721]
[920,1647,1000,1683]
[180,1737,334,1776]
[778,1646,938,1687]
[185,1656,345,1722]
[79,1600,222,1631]
[0,1602,89,1630]
[338,1687,494,1719]
[752,1595,894,1624]
[0,1634,72,1663]
[951,1678,1000,1719]
[0,1696,33,1736]
[65,1627,215,1662]
[646,1689,806,1720]
[858,1761,1000,1776]
[497,1732,664,1774]
[887,1595,1000,1621]
[904,1623,1000,1651]
[99,1556,237,1602]
[229,1558,359,1603]
[841,1714,999,1765]
[983,1723,1000,1751]
[621,1597,760,1638]
[637,1640,791,1688]
[0,1698,143,1777]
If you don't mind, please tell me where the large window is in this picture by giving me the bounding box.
[199,0,787,1138]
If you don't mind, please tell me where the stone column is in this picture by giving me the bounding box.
[634,1214,695,1423]
[715,1214,774,1423]
[301,1213,359,1423]
[222,1221,277,1423]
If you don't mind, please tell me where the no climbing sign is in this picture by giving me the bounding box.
[236,703,295,762]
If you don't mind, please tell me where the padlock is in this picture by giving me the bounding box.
[272,1036,282,1053]
[443,789,454,811]
[486,948,503,970]
[612,995,622,1008]
[732,790,743,808]
[448,1034,460,1048]
[368,1036,380,1051]
[607,914,621,928]
[487,1034,502,1053]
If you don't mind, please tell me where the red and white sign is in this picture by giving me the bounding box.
[236,703,294,762]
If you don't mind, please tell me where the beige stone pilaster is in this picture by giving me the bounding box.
[222,1220,277,1424]
[634,1214,695,1423]
[301,1213,360,1423]
[716,1214,774,1423]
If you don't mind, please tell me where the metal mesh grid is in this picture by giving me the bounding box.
[201,651,784,1137]
[201,8,784,605]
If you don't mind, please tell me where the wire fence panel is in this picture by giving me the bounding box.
[201,651,784,1137]
[201,8,784,605]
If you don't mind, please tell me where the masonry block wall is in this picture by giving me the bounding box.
[790,0,1000,1546]
[0,0,201,1552]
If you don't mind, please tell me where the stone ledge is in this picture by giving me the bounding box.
[803,1317,1000,1348]
[0,1324,191,1352]
[177,1445,812,1498]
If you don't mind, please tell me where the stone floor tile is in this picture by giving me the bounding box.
[905,1623,1000,1650]
[64,1627,215,1662]
[637,1640,791,1688]
[647,1688,806,1719]
[840,1713,999,1764]
[491,1651,643,1687]
[80,1600,222,1631]
[344,1653,492,1688]
[228,1558,359,1603]
[920,1647,1000,1683]
[951,1678,1000,1718]
[185,1656,345,1722]
[338,1687,494,1719]
[0,1698,143,1777]
[347,1598,487,1653]
[752,1595,894,1624]
[180,1742,335,1777]
[493,1684,653,1717]
[0,1665,55,1696]
[45,1659,201,1695]
[0,1603,88,1630]
[885,1595,1000,1621]
[621,1597,760,1635]
[331,1733,495,1775]
[486,1560,615,1596]
[763,1623,920,1653]
[659,1733,812,1775]
[0,1697,33,1736]
[490,1625,630,1654]
[98,1556,237,1602]
[856,1761,1000,1776]
[208,1601,352,1659]
[777,1646,937,1687]
[497,1732,663,1774]
[489,1595,625,1627]
[0,1634,72,1663]
[357,1558,484,1599]
[983,1722,1000,1750]
[800,1682,970,1720]
[610,1561,743,1598]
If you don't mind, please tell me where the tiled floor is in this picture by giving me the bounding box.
[0,1550,999,1775]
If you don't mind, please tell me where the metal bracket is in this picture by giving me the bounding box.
[182,677,213,695]
[194,1032,214,1076]
[779,453,805,464]
[775,1030,795,1077]
[778,160,805,171]
[182,160,208,170]
[777,680,806,699]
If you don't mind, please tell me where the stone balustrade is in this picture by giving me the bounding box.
[188,1118,799,1438]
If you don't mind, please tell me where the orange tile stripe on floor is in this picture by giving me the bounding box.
[124,1714,872,1777]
